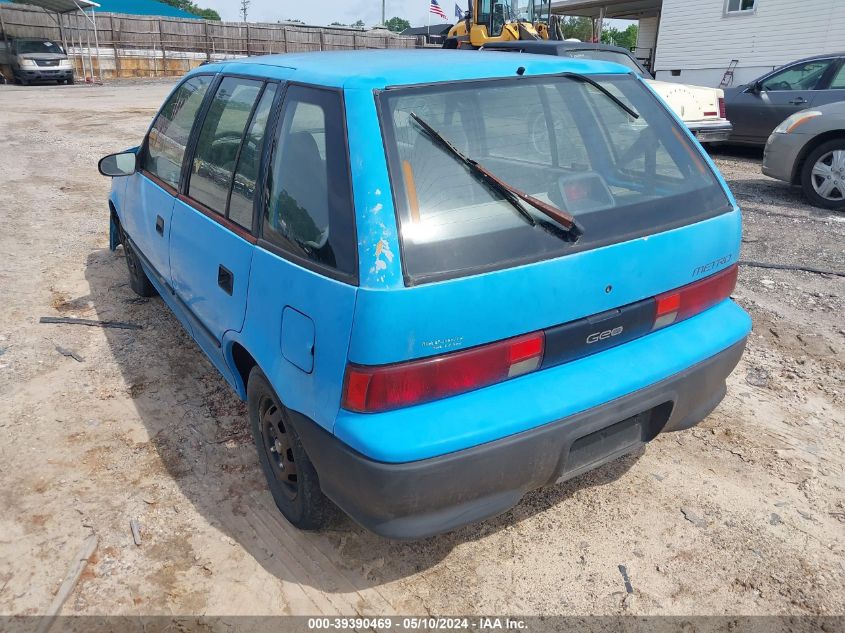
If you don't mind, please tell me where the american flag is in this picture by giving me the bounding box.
[455,3,464,19]
[430,0,448,19]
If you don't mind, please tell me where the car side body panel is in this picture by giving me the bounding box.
[233,248,358,432]
[725,54,845,145]
[169,199,255,343]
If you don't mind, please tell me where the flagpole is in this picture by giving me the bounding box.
[428,0,431,42]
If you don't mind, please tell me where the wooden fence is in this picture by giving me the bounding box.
[0,3,422,80]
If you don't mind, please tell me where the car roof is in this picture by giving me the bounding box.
[196,49,634,90]
[482,40,635,55]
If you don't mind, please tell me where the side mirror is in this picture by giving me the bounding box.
[98,151,137,177]
[748,80,763,94]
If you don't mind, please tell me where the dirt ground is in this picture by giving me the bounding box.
[0,81,843,620]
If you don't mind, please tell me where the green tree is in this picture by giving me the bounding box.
[352,19,366,28]
[561,16,592,41]
[384,16,411,33]
[601,24,638,50]
[158,0,221,21]
[195,8,221,20]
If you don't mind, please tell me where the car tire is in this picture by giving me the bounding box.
[123,238,156,297]
[247,366,335,531]
[67,76,75,85]
[800,139,845,212]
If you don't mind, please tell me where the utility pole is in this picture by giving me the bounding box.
[381,0,385,25]
[240,0,250,22]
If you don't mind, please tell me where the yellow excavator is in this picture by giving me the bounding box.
[443,0,564,49]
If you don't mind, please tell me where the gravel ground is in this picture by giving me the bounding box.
[0,82,842,621]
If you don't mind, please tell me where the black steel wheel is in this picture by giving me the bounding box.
[247,366,336,530]
[259,395,299,499]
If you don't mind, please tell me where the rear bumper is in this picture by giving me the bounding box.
[293,337,747,540]
[688,120,733,142]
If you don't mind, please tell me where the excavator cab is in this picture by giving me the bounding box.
[444,0,561,49]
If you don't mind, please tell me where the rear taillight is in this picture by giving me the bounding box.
[342,332,544,413]
[718,97,726,119]
[653,264,738,330]
[343,265,738,414]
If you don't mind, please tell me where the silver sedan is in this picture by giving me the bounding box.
[762,101,845,211]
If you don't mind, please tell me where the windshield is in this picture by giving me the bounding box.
[513,0,548,21]
[16,40,64,55]
[378,74,730,284]
[562,49,646,76]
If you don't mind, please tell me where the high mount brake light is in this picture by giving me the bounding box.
[342,332,545,413]
[653,264,738,330]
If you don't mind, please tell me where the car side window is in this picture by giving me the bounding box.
[143,75,212,189]
[762,60,833,92]
[188,77,263,214]
[228,83,278,230]
[829,63,845,90]
[263,85,356,277]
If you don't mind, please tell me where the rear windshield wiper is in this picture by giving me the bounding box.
[560,72,640,120]
[409,112,583,239]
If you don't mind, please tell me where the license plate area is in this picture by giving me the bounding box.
[557,403,672,481]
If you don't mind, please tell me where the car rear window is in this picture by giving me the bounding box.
[378,74,731,284]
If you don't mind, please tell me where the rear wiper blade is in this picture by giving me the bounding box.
[560,72,640,120]
[409,112,582,238]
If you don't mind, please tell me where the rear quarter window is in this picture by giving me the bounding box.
[261,85,357,280]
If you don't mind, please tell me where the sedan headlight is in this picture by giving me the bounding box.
[773,111,822,134]
[18,58,37,68]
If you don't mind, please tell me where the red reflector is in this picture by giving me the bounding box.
[509,335,543,363]
[655,292,681,317]
[703,111,718,117]
[718,97,726,119]
[343,332,545,413]
[653,264,738,330]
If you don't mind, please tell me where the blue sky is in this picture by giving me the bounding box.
[200,0,633,30]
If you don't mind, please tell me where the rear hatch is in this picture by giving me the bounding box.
[345,71,738,413]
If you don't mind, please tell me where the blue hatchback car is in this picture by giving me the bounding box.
[98,50,751,539]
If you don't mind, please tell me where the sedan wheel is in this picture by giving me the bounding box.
[259,397,299,500]
[800,140,845,211]
[246,367,336,530]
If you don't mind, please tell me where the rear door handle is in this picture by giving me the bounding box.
[217,265,234,295]
[789,97,808,105]
[155,215,164,235]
